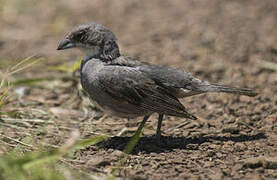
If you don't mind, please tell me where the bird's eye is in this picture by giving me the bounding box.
[73,30,87,42]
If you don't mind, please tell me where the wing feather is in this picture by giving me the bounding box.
[97,66,196,119]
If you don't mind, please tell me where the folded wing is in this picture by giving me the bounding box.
[97,65,197,119]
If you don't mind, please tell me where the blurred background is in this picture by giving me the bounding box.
[0,0,276,63]
[0,0,276,179]
[0,0,276,86]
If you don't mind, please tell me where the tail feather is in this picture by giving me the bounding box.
[198,83,258,97]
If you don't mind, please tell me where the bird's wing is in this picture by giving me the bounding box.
[138,64,257,97]
[138,64,197,89]
[108,56,257,97]
[107,56,203,98]
[108,56,195,89]
[97,65,196,119]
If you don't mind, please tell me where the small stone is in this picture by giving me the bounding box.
[86,156,109,166]
[110,150,124,157]
[234,143,247,151]
[265,116,276,124]
[186,144,198,150]
[209,144,220,149]
[203,161,214,167]
[206,150,216,157]
[216,152,223,158]
[208,170,223,180]
[232,164,243,171]
[241,156,277,169]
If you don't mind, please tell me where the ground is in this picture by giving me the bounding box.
[0,0,276,179]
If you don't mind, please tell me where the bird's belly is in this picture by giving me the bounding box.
[88,94,151,118]
[81,80,150,118]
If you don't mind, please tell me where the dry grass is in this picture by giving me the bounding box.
[0,57,145,179]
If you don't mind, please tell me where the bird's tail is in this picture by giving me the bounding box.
[197,83,258,97]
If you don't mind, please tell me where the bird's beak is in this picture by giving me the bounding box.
[57,39,76,50]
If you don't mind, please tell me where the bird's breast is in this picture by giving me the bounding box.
[80,59,103,92]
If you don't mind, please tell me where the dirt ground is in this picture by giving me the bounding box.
[0,0,276,179]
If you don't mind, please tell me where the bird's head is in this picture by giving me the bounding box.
[57,22,120,61]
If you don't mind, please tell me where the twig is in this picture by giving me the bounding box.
[236,119,260,133]
[0,133,36,149]
[0,122,32,136]
[1,118,55,124]
[164,120,191,133]
[0,122,57,136]
[0,139,17,148]
[258,60,277,71]
[58,126,76,131]
[39,142,60,148]
[117,127,127,136]
[98,114,108,122]
[30,108,49,115]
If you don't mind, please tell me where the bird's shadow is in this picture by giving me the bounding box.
[95,132,266,154]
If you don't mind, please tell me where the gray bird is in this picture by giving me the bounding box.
[57,22,257,142]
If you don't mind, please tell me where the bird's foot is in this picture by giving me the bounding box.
[155,134,162,146]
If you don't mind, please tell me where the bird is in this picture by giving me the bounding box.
[57,22,257,143]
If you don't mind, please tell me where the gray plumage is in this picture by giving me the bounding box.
[57,22,257,142]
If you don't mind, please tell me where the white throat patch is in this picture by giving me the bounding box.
[81,46,101,60]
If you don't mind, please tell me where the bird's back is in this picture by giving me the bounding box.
[108,55,200,97]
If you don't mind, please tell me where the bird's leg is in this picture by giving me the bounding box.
[156,114,164,144]
[133,115,150,137]
[124,115,150,154]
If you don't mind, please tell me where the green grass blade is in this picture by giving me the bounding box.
[22,149,61,169]
[74,135,109,150]
[10,77,56,86]
[48,59,82,73]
